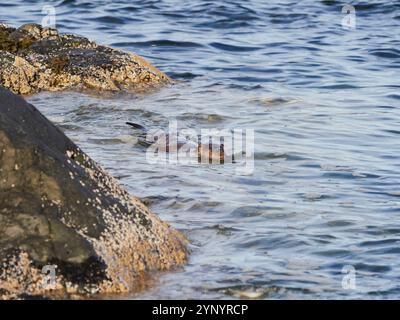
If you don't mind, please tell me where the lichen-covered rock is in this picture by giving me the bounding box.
[0,87,187,299]
[0,23,170,95]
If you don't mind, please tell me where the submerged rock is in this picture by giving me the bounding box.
[0,23,170,95]
[0,87,187,299]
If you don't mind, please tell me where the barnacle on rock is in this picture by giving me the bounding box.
[0,78,186,299]
[0,23,171,95]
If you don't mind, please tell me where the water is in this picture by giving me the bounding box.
[2,0,400,299]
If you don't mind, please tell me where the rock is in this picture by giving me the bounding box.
[0,23,170,95]
[0,87,187,299]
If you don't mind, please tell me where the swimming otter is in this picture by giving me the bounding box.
[126,122,225,164]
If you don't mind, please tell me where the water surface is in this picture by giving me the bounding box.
[3,0,400,299]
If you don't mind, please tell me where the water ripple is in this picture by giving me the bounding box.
[8,0,400,300]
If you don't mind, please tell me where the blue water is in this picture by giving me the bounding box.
[2,0,400,299]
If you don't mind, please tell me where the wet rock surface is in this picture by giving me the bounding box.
[0,23,170,95]
[0,87,187,299]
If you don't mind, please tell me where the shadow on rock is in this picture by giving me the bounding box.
[0,87,187,299]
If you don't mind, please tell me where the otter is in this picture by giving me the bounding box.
[126,122,225,164]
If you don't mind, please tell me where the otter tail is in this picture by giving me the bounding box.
[126,122,147,132]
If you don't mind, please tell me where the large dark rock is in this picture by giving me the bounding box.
[0,87,187,299]
[0,23,170,95]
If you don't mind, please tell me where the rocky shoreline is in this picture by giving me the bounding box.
[0,23,170,95]
[0,25,186,299]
